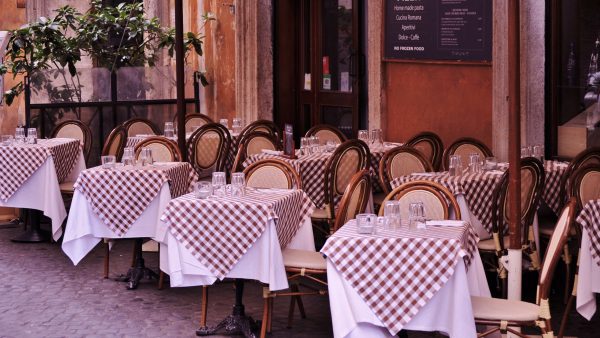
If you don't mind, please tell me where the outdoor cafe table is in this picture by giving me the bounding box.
[61,162,197,273]
[321,220,489,338]
[0,138,85,242]
[242,143,399,208]
[391,160,568,240]
[575,199,600,320]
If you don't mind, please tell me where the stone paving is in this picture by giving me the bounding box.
[0,222,597,338]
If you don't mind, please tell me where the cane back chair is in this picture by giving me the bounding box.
[259,170,372,338]
[231,131,281,173]
[471,198,576,338]
[187,123,231,179]
[442,137,493,171]
[404,131,444,171]
[122,117,160,137]
[379,180,461,220]
[238,120,281,144]
[173,113,213,133]
[558,147,600,210]
[305,124,347,145]
[51,119,93,162]
[244,159,302,190]
[134,136,182,162]
[101,125,127,162]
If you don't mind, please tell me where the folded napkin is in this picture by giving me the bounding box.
[488,170,505,175]
[383,142,403,148]
[262,149,284,155]
[425,220,466,227]
[410,172,436,176]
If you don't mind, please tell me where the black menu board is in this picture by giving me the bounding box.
[384,0,492,62]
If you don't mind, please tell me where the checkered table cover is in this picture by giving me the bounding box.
[541,160,569,215]
[242,145,386,208]
[577,199,600,267]
[161,189,314,279]
[0,138,81,202]
[392,171,504,233]
[74,162,197,236]
[320,220,479,335]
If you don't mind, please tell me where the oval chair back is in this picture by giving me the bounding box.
[238,120,281,145]
[443,137,493,171]
[101,125,127,161]
[187,122,231,178]
[379,180,460,220]
[232,131,281,172]
[182,113,213,132]
[560,147,600,209]
[404,131,444,171]
[51,119,93,162]
[332,169,372,234]
[568,164,600,211]
[243,159,302,190]
[134,136,182,162]
[305,124,347,145]
[379,146,434,194]
[123,118,160,137]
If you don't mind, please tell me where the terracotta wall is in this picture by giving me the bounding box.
[383,62,493,149]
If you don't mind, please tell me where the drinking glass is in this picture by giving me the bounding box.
[139,148,153,166]
[232,118,243,134]
[194,181,213,199]
[1,135,13,146]
[448,155,463,176]
[521,146,531,158]
[357,130,369,143]
[468,153,481,174]
[101,155,116,169]
[484,157,498,171]
[212,171,227,197]
[533,145,544,162]
[164,122,175,138]
[383,200,401,230]
[219,118,229,129]
[356,213,377,234]
[310,136,320,153]
[325,140,337,153]
[15,127,25,143]
[122,147,135,166]
[408,202,426,229]
[300,137,310,155]
[231,172,246,197]
[370,129,383,147]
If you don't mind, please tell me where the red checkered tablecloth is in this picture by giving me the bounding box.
[542,160,569,215]
[0,138,81,202]
[74,162,197,236]
[577,200,600,267]
[320,220,478,335]
[161,189,314,279]
[392,171,504,233]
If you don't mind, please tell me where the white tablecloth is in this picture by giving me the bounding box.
[327,253,490,338]
[577,229,600,320]
[158,217,315,291]
[62,183,172,265]
[0,150,85,241]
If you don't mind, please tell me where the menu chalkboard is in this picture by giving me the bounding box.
[384,0,492,62]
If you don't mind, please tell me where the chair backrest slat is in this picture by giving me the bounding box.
[243,159,302,190]
[379,146,433,193]
[333,169,372,234]
[187,123,231,178]
[405,131,444,171]
[134,136,182,162]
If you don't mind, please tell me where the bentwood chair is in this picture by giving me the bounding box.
[477,157,545,298]
[558,147,600,210]
[101,125,127,162]
[375,146,434,207]
[122,117,160,137]
[244,159,302,189]
[442,137,493,171]
[471,198,576,338]
[311,139,371,235]
[237,120,281,145]
[379,180,461,220]
[259,170,372,338]
[231,131,281,172]
[404,131,444,171]
[51,119,93,162]
[187,123,231,179]
[133,136,182,162]
[305,124,347,144]
[557,164,600,337]
[173,113,213,132]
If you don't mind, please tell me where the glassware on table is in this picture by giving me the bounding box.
[356,213,377,234]
[219,118,229,129]
[448,154,463,176]
[370,129,383,147]
[232,118,243,134]
[15,127,25,143]
[194,181,213,199]
[299,137,310,155]
[521,146,532,158]
[26,128,38,144]
[357,130,369,143]
[122,147,136,166]
[383,200,401,230]
[164,122,175,139]
[309,136,321,153]
[101,155,116,169]
[231,172,246,197]
[533,144,544,162]
[484,156,498,171]
[139,147,154,166]
[212,171,227,197]
[408,202,426,229]
[325,140,337,153]
[468,153,481,174]
[1,135,13,146]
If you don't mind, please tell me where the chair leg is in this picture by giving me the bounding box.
[293,284,307,319]
[131,241,137,267]
[559,292,576,338]
[158,272,165,290]
[103,240,110,279]
[267,297,274,333]
[562,243,572,304]
[287,291,296,329]
[200,286,208,327]
[260,290,269,338]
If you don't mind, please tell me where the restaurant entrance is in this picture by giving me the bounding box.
[274,0,363,138]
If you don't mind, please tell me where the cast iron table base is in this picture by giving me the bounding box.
[196,279,259,338]
[115,238,159,290]
[11,209,49,243]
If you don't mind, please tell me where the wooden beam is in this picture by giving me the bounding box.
[175,0,187,161]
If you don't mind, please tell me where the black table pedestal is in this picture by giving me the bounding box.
[116,238,158,290]
[196,279,259,338]
[11,210,49,243]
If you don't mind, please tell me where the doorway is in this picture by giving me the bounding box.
[274,0,364,139]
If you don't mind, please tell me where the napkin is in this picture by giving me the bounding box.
[411,172,436,176]
[262,149,284,155]
[425,220,466,227]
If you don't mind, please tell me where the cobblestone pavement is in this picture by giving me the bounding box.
[0,223,597,337]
